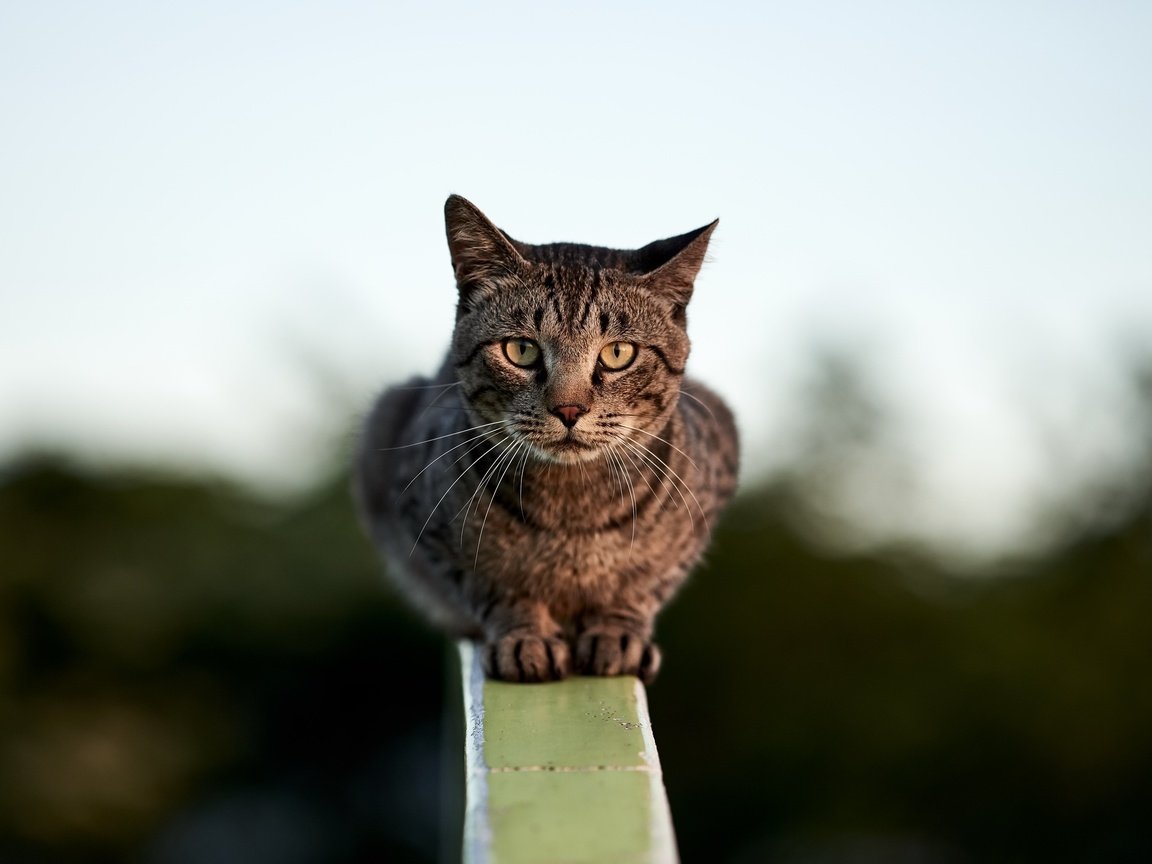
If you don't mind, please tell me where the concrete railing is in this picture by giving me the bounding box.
[457,642,679,863]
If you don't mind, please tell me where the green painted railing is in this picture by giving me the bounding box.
[457,642,679,863]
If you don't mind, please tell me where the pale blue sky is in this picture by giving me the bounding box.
[2,2,1150,555]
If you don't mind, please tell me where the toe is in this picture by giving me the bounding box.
[484,635,570,682]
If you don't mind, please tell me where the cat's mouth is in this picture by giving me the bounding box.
[554,437,593,452]
[533,432,599,464]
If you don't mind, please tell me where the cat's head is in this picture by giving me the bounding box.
[445,195,716,464]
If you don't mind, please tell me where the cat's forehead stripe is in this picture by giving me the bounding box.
[577,268,600,329]
[550,265,604,336]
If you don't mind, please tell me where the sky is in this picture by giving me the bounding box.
[2,1,1150,558]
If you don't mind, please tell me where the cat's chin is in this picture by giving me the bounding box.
[531,439,603,465]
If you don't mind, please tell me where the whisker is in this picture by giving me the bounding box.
[474,439,527,567]
[381,419,506,451]
[517,443,531,522]
[678,388,718,422]
[606,446,637,556]
[452,430,507,467]
[610,436,662,509]
[627,447,695,535]
[606,445,625,507]
[458,438,519,549]
[409,434,509,556]
[416,380,465,422]
[617,424,700,471]
[614,436,680,523]
[618,436,707,533]
[602,444,622,508]
[399,426,507,495]
[394,381,463,391]
[641,441,709,529]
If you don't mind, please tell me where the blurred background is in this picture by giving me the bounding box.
[2,2,1150,862]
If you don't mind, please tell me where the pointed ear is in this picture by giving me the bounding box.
[444,195,526,291]
[635,219,718,308]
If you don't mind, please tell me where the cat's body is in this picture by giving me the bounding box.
[355,196,738,683]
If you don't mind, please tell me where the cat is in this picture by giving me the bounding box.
[354,195,739,684]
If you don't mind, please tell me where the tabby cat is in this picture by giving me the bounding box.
[354,196,739,683]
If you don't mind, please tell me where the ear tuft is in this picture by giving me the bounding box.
[636,219,718,308]
[444,195,526,290]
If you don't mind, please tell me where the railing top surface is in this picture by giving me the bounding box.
[459,641,678,864]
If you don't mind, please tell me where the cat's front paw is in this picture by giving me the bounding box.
[483,634,571,683]
[575,630,662,684]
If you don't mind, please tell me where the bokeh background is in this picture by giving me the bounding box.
[2,3,1150,862]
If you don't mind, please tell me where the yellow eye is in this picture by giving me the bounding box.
[502,338,541,368]
[599,341,637,370]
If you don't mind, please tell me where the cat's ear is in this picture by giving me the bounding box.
[635,219,718,309]
[444,195,527,292]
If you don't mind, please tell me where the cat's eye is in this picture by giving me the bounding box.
[503,338,541,368]
[599,341,637,371]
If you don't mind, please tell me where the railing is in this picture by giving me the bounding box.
[457,642,679,863]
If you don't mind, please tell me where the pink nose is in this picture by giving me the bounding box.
[551,404,588,428]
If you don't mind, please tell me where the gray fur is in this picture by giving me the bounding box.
[355,195,739,683]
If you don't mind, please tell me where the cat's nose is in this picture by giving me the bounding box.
[551,404,588,428]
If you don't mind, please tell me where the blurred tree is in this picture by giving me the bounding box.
[0,459,445,863]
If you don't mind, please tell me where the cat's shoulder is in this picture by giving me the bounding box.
[363,375,431,441]
[679,378,740,493]
[679,378,737,435]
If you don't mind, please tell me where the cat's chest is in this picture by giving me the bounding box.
[468,504,641,604]
[506,462,638,532]
[464,464,689,566]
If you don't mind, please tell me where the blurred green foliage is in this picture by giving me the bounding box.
[1,395,1150,862]
[655,480,1152,863]
[0,460,444,863]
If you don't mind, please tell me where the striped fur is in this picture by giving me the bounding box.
[355,196,739,683]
